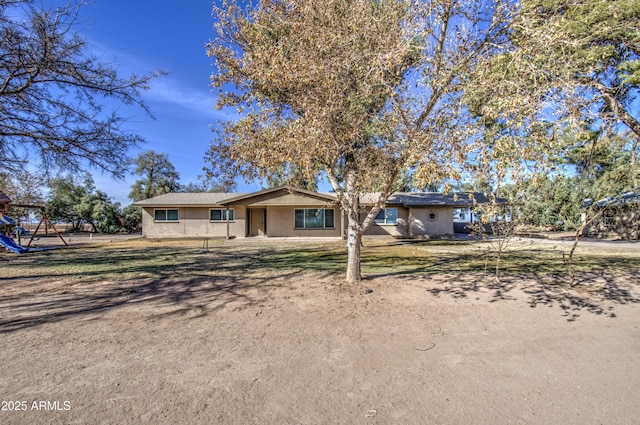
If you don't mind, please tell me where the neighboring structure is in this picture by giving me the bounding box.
[132,186,501,239]
[584,191,640,240]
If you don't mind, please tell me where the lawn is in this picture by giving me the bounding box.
[3,237,639,283]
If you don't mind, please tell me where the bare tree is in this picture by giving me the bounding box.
[0,0,164,178]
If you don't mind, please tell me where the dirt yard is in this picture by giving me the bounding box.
[1,240,639,424]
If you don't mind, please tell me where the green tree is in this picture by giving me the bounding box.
[566,133,639,196]
[465,0,639,243]
[0,0,163,177]
[469,0,639,138]
[75,190,122,233]
[518,175,583,228]
[205,0,515,282]
[48,174,107,232]
[208,180,237,193]
[91,195,123,234]
[121,204,142,233]
[515,130,639,230]
[182,181,210,193]
[47,174,124,233]
[129,150,181,202]
[182,180,237,193]
[47,174,94,231]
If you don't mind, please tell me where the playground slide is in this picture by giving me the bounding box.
[1,214,15,225]
[0,234,29,254]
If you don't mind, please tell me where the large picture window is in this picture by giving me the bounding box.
[154,209,179,222]
[210,209,234,221]
[294,208,335,229]
[374,208,398,225]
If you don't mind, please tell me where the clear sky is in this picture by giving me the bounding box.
[78,0,258,205]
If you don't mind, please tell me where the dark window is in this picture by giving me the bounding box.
[210,209,234,221]
[294,208,335,229]
[374,208,398,225]
[154,209,179,221]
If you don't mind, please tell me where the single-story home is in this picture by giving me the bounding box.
[584,191,640,240]
[132,186,502,239]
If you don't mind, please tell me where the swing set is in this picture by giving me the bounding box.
[16,204,68,247]
[1,192,68,249]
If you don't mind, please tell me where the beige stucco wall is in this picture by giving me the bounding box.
[140,206,247,238]
[139,196,455,239]
[362,206,453,237]
[410,207,454,236]
[362,206,409,237]
[265,206,342,237]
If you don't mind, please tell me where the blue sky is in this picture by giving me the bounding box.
[79,0,258,205]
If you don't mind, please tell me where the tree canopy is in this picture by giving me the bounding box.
[0,0,163,177]
[128,150,182,202]
[469,0,639,138]
[0,169,44,207]
[47,174,122,233]
[463,0,639,228]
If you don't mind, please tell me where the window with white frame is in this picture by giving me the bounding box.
[294,208,335,229]
[374,207,398,225]
[154,209,179,222]
[210,208,234,222]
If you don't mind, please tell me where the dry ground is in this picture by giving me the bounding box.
[0,238,639,424]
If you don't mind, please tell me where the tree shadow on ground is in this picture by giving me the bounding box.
[0,276,242,333]
[356,241,640,322]
[254,241,640,322]
[2,240,638,331]
[0,269,322,334]
[405,271,640,322]
[0,244,326,334]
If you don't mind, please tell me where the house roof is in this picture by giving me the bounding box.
[591,191,640,208]
[217,186,337,205]
[133,188,508,208]
[132,192,246,207]
[361,191,507,207]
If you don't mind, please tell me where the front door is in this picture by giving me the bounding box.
[249,208,266,236]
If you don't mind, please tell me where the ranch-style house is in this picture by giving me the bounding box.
[133,186,500,239]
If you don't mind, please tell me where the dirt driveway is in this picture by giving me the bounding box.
[0,261,638,424]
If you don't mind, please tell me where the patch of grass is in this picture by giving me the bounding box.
[256,244,347,273]
[256,239,640,278]
[0,239,233,283]
[2,238,639,284]
[358,242,519,275]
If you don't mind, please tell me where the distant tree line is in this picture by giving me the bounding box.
[1,150,230,234]
[456,130,639,231]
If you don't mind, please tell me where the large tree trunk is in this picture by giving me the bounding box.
[343,170,364,283]
[345,210,362,283]
[328,167,392,284]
